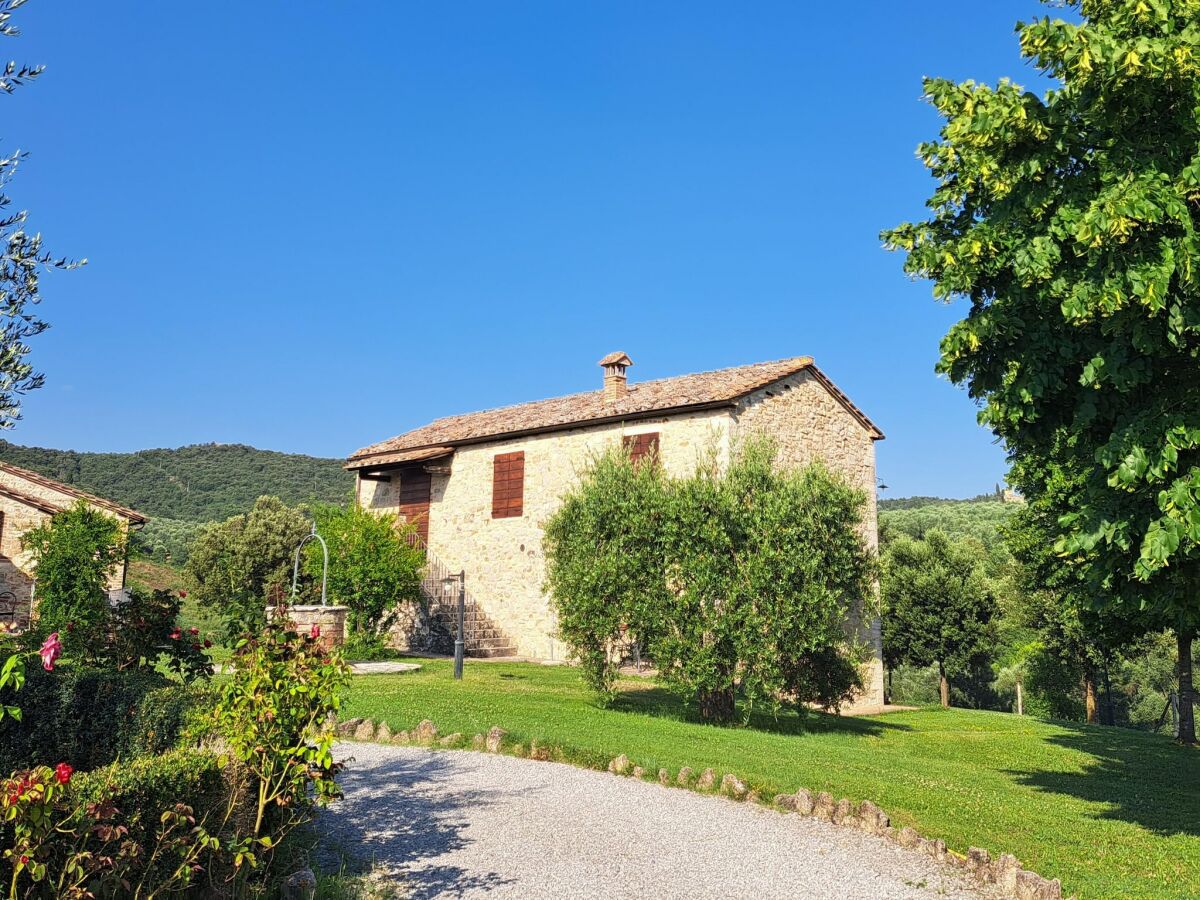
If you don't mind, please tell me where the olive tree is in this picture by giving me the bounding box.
[0,0,82,426]
[185,496,309,639]
[545,439,873,723]
[881,531,998,708]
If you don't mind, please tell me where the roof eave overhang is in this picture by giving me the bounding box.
[345,398,741,470]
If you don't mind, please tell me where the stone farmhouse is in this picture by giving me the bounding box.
[348,353,886,710]
[0,461,145,632]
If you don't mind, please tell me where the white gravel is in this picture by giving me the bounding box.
[319,743,989,900]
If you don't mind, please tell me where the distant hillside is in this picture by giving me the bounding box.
[0,441,353,522]
[880,494,1018,545]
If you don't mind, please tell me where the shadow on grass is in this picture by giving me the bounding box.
[1007,722,1200,837]
[610,685,909,738]
[318,751,516,899]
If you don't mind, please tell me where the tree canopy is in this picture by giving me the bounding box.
[544,440,873,723]
[884,0,1200,741]
[184,496,310,639]
[881,530,998,707]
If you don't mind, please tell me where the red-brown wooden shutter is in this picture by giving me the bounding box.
[397,469,432,544]
[492,451,525,518]
[623,432,660,467]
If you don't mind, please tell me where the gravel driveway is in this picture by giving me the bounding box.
[320,743,989,899]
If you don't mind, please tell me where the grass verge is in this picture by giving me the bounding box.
[344,657,1199,899]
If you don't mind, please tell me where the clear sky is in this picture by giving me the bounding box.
[1,1,1061,497]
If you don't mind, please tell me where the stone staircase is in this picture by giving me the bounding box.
[411,535,518,659]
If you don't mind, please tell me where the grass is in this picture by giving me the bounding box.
[345,657,1200,899]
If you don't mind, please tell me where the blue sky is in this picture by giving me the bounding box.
[2,1,1060,497]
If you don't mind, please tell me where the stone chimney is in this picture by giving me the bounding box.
[598,351,633,402]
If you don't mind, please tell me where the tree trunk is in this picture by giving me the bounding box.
[938,663,950,709]
[1177,628,1196,745]
[697,687,736,723]
[1015,678,1023,716]
[1085,674,1098,724]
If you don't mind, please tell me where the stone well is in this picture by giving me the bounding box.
[266,604,348,650]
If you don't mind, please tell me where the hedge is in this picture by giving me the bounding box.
[0,665,211,772]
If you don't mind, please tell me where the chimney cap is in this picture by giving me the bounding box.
[598,351,633,368]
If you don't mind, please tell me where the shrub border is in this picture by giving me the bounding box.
[333,717,1063,900]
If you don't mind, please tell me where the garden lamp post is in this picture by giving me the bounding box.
[443,571,466,679]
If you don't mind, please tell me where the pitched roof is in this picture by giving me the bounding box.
[0,460,146,523]
[348,355,883,468]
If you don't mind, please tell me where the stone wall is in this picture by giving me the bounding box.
[732,369,885,710]
[361,409,732,660]
[357,371,884,711]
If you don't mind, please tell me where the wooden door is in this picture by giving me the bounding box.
[397,468,432,544]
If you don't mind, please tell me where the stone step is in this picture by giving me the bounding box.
[468,646,518,658]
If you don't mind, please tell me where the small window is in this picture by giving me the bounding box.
[623,432,660,467]
[492,451,525,518]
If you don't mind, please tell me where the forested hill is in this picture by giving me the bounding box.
[0,441,353,522]
[879,493,1019,544]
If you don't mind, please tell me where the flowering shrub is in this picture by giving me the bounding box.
[106,589,213,682]
[2,761,217,898]
[216,614,350,839]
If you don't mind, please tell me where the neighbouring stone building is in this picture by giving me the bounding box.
[348,353,887,710]
[0,461,145,632]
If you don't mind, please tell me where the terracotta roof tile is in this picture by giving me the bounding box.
[348,355,882,468]
[0,460,146,523]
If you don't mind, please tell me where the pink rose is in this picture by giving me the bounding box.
[54,762,73,785]
[39,632,62,671]
[170,628,181,640]
[309,623,321,640]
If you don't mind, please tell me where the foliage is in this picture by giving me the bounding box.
[0,0,82,430]
[185,496,310,640]
[306,501,424,636]
[21,501,125,658]
[339,631,406,662]
[0,666,207,773]
[130,516,207,566]
[215,617,349,839]
[0,652,22,722]
[347,658,1200,898]
[4,756,220,898]
[881,531,998,706]
[0,441,351,528]
[545,440,873,722]
[880,499,1015,545]
[883,0,1200,738]
[543,448,671,702]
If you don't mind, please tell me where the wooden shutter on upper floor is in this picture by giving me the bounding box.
[623,432,660,467]
[492,451,525,518]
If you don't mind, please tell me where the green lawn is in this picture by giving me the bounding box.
[345,658,1199,899]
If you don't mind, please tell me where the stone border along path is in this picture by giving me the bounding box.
[324,719,1064,899]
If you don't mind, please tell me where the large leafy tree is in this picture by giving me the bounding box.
[0,0,81,426]
[881,530,998,708]
[185,495,310,639]
[306,500,424,636]
[545,440,873,723]
[884,0,1200,741]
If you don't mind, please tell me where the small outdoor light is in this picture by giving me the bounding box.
[442,570,466,679]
